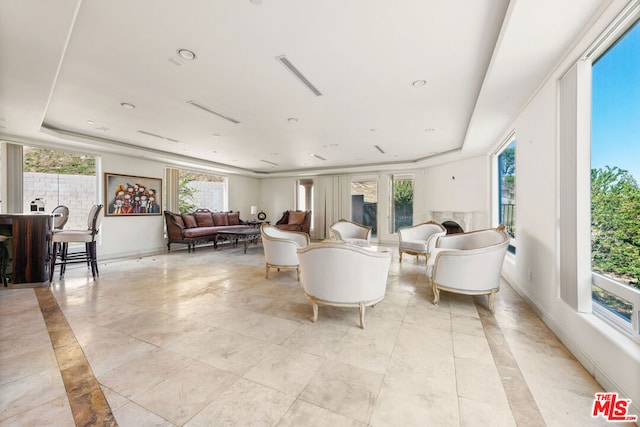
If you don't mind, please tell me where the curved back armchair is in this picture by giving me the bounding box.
[297,242,391,328]
[397,221,446,263]
[275,210,311,234]
[261,224,310,281]
[328,219,371,247]
[427,224,509,312]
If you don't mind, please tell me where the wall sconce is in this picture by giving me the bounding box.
[250,205,257,220]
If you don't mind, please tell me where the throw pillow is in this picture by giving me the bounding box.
[228,211,240,225]
[172,214,185,228]
[288,210,306,225]
[182,214,197,228]
[213,212,229,226]
[194,212,214,227]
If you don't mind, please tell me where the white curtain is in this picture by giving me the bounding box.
[312,175,350,240]
[164,167,179,213]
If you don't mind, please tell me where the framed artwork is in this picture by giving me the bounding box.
[104,173,162,216]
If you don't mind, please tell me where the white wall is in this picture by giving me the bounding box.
[258,177,296,224]
[500,0,639,414]
[99,153,166,259]
[228,174,260,220]
[417,156,489,230]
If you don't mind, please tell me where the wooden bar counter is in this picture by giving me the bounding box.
[0,213,52,286]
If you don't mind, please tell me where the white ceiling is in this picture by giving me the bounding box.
[0,0,607,176]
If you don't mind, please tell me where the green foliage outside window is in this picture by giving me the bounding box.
[393,179,413,231]
[23,147,95,175]
[178,175,197,214]
[591,166,640,290]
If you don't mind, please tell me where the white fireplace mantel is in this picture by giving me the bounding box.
[430,211,474,232]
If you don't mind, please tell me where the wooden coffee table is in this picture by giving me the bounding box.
[216,228,261,254]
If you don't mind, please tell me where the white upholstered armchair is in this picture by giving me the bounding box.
[397,221,446,262]
[427,225,510,312]
[297,242,391,328]
[328,219,371,246]
[261,224,310,281]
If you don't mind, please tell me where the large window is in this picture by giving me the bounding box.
[497,140,516,239]
[178,170,226,214]
[390,175,413,233]
[23,146,97,229]
[590,18,640,336]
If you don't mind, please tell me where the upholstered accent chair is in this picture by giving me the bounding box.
[275,210,311,234]
[296,242,392,328]
[261,224,310,281]
[427,224,510,312]
[50,204,103,281]
[397,221,446,263]
[328,219,371,247]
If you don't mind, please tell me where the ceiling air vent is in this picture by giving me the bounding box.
[261,160,279,166]
[137,130,165,140]
[187,101,240,124]
[276,55,322,96]
[137,130,180,143]
[310,153,326,161]
[374,145,385,154]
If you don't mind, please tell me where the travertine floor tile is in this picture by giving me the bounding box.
[0,245,619,426]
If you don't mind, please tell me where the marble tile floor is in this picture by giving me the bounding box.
[0,243,634,426]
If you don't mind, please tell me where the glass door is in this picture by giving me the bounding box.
[351,180,377,238]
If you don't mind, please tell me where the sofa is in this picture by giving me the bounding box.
[164,208,252,252]
[274,210,311,234]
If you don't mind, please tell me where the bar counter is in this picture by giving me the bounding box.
[0,213,52,286]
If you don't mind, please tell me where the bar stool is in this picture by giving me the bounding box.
[50,204,103,281]
[52,205,70,230]
[0,235,9,286]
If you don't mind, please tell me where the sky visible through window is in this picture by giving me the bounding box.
[591,20,640,181]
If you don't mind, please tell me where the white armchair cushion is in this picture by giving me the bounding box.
[428,225,510,311]
[397,222,445,262]
[261,224,310,280]
[329,219,371,246]
[297,242,391,328]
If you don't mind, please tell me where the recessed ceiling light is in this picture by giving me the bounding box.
[87,120,95,124]
[121,102,136,109]
[95,126,109,132]
[212,133,220,137]
[270,152,279,156]
[424,128,435,132]
[288,117,298,123]
[412,80,427,87]
[177,49,196,60]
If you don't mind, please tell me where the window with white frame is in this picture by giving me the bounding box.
[389,174,413,233]
[177,169,227,214]
[494,138,516,253]
[590,17,640,337]
[22,145,97,229]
